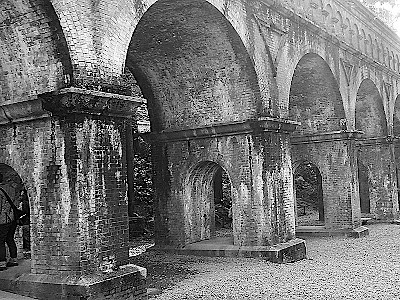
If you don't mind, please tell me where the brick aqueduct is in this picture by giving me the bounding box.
[2,0,400,298]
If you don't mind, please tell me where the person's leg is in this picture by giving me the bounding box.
[0,223,10,270]
[6,221,17,266]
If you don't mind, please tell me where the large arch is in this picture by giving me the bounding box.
[0,0,72,104]
[356,79,396,220]
[289,53,345,135]
[276,43,343,118]
[355,79,387,137]
[125,0,261,132]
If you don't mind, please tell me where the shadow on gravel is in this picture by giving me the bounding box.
[130,251,199,297]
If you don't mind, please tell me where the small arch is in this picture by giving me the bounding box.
[323,4,333,32]
[293,161,324,226]
[335,11,343,37]
[368,34,373,57]
[360,29,366,53]
[353,23,359,49]
[185,161,233,243]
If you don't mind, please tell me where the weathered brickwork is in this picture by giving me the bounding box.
[292,135,361,230]
[127,0,261,132]
[358,143,398,220]
[151,119,297,249]
[4,0,400,296]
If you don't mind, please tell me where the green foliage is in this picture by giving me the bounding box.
[133,136,154,207]
[294,162,322,213]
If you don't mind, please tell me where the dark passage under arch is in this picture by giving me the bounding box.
[294,161,324,226]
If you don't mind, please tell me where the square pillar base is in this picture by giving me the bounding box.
[0,260,147,300]
[150,238,306,263]
[296,226,369,238]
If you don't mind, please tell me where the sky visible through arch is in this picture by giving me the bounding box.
[359,0,400,37]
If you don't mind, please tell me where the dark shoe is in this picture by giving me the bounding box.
[6,258,18,267]
[0,261,7,271]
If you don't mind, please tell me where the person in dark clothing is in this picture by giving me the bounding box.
[0,173,18,270]
[19,189,30,251]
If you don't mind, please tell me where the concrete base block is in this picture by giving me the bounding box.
[150,238,306,263]
[296,226,369,238]
[0,260,147,300]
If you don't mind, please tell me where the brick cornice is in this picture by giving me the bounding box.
[146,117,299,143]
[40,87,146,118]
[291,130,364,144]
[0,88,146,124]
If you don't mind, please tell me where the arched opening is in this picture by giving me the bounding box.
[213,168,233,238]
[0,164,30,262]
[355,79,388,219]
[186,162,233,243]
[358,160,370,214]
[289,53,345,135]
[294,162,324,226]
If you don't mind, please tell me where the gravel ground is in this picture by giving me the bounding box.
[131,224,400,300]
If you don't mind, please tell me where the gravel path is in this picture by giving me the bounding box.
[132,224,400,300]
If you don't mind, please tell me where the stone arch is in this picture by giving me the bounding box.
[287,52,345,134]
[293,160,324,226]
[277,44,342,118]
[0,0,72,104]
[90,0,252,81]
[355,79,388,137]
[125,0,261,132]
[184,160,234,244]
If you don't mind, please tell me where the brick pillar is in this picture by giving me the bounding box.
[292,131,369,237]
[150,117,306,262]
[0,88,147,299]
[358,137,399,220]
